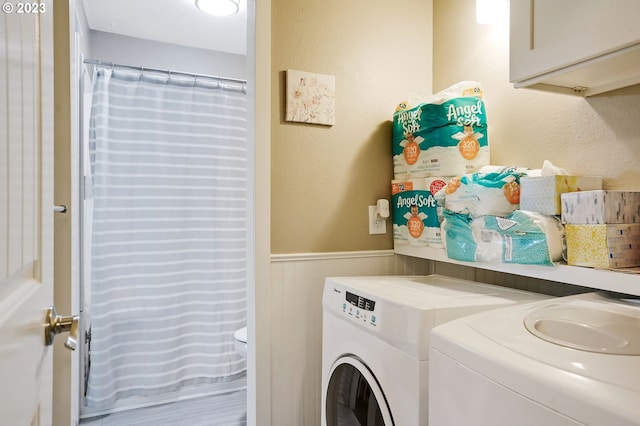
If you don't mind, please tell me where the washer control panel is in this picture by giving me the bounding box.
[341,290,379,328]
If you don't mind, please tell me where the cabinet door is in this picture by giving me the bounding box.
[510,0,640,85]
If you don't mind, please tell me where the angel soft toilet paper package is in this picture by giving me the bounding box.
[392,81,489,178]
[392,177,449,248]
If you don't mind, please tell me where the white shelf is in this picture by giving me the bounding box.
[394,245,640,297]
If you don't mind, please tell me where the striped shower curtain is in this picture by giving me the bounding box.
[84,67,248,412]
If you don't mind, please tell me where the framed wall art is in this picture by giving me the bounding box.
[285,69,336,126]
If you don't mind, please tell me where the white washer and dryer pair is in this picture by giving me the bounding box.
[320,274,549,426]
[429,291,640,426]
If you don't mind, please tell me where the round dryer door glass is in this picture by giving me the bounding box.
[325,356,393,426]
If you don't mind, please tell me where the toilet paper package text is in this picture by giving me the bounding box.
[392,178,449,248]
[392,81,489,178]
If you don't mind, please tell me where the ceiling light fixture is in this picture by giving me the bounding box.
[195,0,240,17]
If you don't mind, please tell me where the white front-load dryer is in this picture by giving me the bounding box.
[429,291,640,426]
[321,274,550,426]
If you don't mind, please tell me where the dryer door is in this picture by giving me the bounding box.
[325,356,394,426]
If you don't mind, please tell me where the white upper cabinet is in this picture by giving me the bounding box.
[510,0,640,96]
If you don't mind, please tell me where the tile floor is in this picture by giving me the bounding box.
[79,390,247,426]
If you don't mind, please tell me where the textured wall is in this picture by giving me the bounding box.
[433,0,640,188]
[271,0,434,253]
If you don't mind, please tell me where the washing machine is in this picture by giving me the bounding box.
[320,274,550,426]
[429,291,640,426]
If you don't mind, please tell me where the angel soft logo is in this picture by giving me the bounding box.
[396,108,422,134]
[396,193,437,209]
[446,100,483,127]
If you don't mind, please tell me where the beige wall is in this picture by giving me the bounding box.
[271,0,640,255]
[271,0,433,253]
[265,3,640,423]
[433,0,640,188]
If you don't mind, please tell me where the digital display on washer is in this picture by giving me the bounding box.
[346,291,376,311]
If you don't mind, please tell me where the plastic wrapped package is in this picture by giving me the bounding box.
[392,81,489,178]
[435,166,532,218]
[392,177,449,248]
[441,209,565,265]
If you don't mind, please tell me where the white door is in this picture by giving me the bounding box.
[0,2,56,425]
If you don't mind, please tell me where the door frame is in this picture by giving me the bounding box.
[58,1,273,425]
[52,1,81,425]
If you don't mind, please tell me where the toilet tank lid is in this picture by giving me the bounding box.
[234,327,247,343]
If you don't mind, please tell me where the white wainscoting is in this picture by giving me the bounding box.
[269,250,432,426]
[268,251,591,426]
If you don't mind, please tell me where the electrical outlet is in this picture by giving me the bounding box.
[368,205,387,234]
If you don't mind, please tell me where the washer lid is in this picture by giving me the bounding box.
[323,274,548,310]
[430,292,640,425]
[455,292,640,391]
[524,304,640,355]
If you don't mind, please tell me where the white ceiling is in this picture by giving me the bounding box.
[81,0,247,55]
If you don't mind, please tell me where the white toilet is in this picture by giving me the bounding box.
[233,327,247,358]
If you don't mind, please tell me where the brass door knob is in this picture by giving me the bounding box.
[44,306,79,351]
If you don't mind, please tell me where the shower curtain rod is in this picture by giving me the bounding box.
[83,58,247,85]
